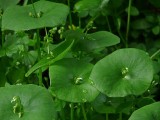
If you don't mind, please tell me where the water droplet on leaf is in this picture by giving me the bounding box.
[82,98,87,102]
[82,89,87,93]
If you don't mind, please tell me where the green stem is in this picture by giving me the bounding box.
[106,113,109,120]
[79,17,81,28]
[1,30,4,47]
[23,0,28,6]
[83,15,99,33]
[150,48,160,59]
[106,17,112,32]
[36,29,42,86]
[126,0,132,47]
[44,28,50,54]
[67,0,72,26]
[31,0,42,85]
[31,0,37,16]
[71,103,74,120]
[60,108,65,120]
[118,29,126,46]
[81,103,87,120]
[119,113,122,120]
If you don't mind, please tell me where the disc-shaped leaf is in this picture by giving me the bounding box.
[2,1,69,31]
[49,58,99,103]
[129,102,160,120]
[0,84,56,120]
[90,48,153,97]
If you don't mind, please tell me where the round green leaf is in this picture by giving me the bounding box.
[90,48,153,97]
[2,1,69,31]
[0,84,56,120]
[129,102,160,120]
[49,58,99,103]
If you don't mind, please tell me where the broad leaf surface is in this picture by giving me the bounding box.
[129,102,160,120]
[64,30,120,52]
[85,31,120,51]
[0,0,20,11]
[90,48,153,97]
[0,84,56,120]
[2,1,69,31]
[49,58,99,103]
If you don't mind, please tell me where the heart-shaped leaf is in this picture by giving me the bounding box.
[2,1,69,31]
[49,58,99,103]
[90,48,153,97]
[129,102,160,120]
[0,84,56,120]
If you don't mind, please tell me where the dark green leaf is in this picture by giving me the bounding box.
[129,102,160,120]
[0,84,56,120]
[2,1,69,31]
[90,48,153,97]
[49,58,99,102]
[0,0,20,11]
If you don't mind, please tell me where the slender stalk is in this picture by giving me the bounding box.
[106,17,112,32]
[126,0,132,47]
[119,113,122,120]
[83,15,99,33]
[150,49,160,59]
[60,108,65,120]
[31,0,37,16]
[81,103,87,120]
[70,103,74,120]
[36,29,42,86]
[31,0,42,86]
[1,30,4,47]
[23,0,28,6]
[79,17,81,28]
[67,0,72,26]
[44,28,50,54]
[118,29,126,46]
[106,113,109,120]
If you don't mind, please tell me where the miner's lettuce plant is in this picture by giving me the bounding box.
[0,0,160,120]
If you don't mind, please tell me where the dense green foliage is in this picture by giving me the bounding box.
[0,0,160,120]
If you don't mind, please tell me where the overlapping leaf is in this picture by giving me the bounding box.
[2,1,69,31]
